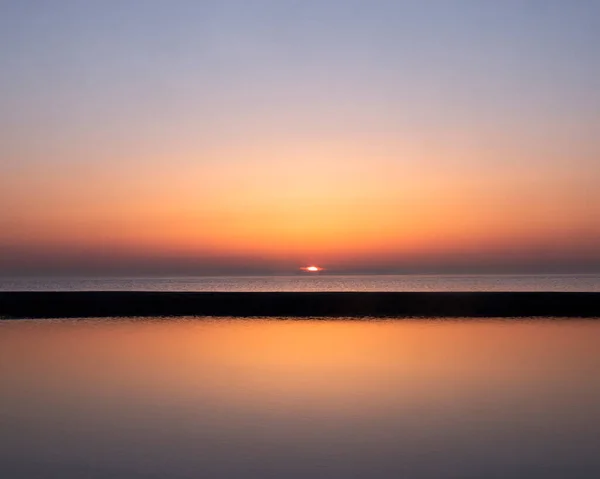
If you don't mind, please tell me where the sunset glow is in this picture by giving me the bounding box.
[3,4,600,479]
[0,1,598,275]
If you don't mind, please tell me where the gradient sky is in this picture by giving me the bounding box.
[1,0,599,275]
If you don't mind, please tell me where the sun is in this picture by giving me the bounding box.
[302,266,322,272]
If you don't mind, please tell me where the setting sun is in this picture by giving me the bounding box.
[303,266,322,272]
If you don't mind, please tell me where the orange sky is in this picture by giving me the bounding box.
[1,1,599,274]
[2,137,598,274]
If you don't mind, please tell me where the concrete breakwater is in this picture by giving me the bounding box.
[1,291,599,318]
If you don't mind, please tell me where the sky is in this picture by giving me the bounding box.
[1,0,599,275]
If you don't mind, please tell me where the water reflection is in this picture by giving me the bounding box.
[1,318,600,478]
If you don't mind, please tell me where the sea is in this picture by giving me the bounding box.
[1,273,600,292]
[2,274,600,478]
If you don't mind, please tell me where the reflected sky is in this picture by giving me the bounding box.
[1,318,600,478]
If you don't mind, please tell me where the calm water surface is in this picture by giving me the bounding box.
[2,274,600,291]
[1,318,600,478]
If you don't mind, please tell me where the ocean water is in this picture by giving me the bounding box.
[1,318,600,479]
[1,274,600,292]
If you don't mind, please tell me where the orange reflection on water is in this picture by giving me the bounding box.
[2,318,600,479]
[2,318,599,417]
